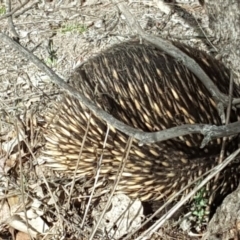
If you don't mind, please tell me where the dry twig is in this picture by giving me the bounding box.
[1,33,240,147]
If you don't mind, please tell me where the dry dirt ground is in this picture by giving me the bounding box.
[0,0,237,239]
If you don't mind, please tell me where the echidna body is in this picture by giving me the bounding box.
[41,41,240,202]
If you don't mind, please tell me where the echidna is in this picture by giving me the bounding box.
[40,41,240,204]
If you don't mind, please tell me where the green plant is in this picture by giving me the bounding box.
[60,24,87,34]
[0,5,6,15]
[191,187,209,225]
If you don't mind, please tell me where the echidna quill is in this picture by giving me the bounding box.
[40,41,240,206]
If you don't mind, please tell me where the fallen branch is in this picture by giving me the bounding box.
[1,33,240,146]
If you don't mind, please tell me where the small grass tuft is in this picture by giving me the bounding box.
[60,23,87,34]
[190,187,209,230]
[0,5,6,15]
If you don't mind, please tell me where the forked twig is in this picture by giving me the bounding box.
[1,11,240,146]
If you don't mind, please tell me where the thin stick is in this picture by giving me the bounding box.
[15,122,33,240]
[89,137,133,240]
[81,125,110,229]
[0,0,30,20]
[136,148,240,239]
